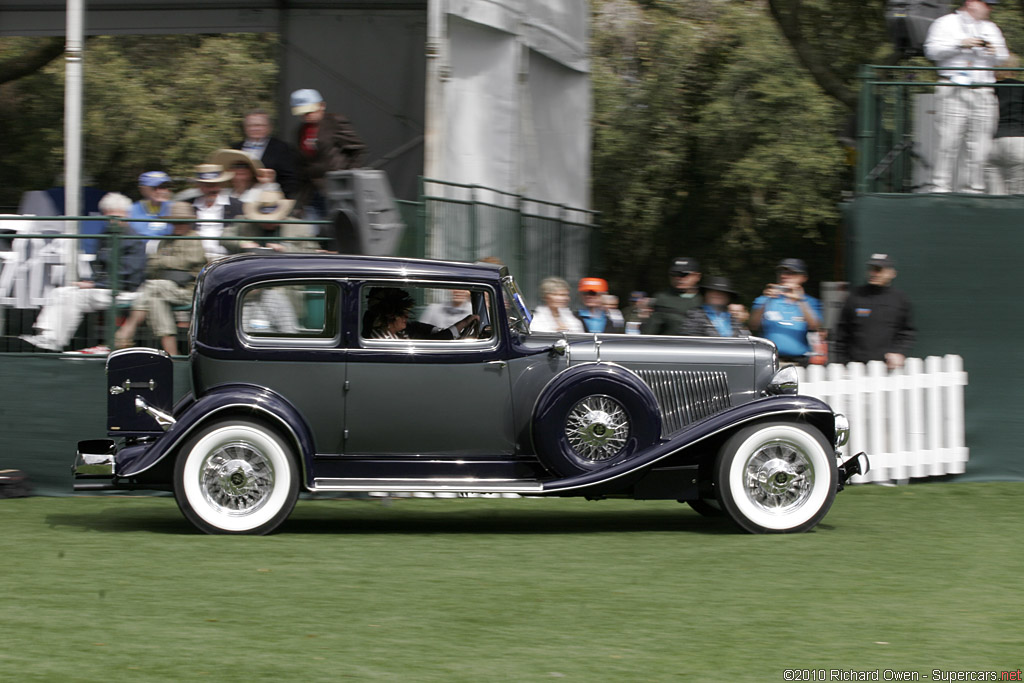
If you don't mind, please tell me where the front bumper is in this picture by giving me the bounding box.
[73,439,118,490]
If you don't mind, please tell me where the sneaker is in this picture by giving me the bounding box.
[19,334,61,352]
[64,345,110,356]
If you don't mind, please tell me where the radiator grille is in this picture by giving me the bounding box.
[634,369,732,436]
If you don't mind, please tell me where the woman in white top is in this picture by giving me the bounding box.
[531,277,584,333]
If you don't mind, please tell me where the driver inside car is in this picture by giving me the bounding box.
[364,287,480,340]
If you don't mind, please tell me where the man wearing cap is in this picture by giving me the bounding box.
[641,257,703,336]
[233,109,299,198]
[189,163,244,261]
[128,171,173,242]
[290,88,366,215]
[750,258,823,367]
[924,0,1009,193]
[222,190,316,254]
[681,276,748,337]
[833,254,915,370]
[577,277,613,333]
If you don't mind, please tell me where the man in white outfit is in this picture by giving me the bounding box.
[924,0,1008,193]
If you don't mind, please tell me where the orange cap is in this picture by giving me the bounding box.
[578,277,608,294]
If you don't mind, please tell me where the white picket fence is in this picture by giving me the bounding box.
[796,355,969,485]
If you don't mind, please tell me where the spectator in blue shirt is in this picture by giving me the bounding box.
[750,258,823,366]
[577,277,611,333]
[128,171,173,244]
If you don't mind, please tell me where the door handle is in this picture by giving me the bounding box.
[487,360,508,369]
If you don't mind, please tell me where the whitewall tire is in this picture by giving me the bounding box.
[716,422,836,534]
[173,419,299,535]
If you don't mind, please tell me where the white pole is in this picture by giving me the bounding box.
[64,0,84,283]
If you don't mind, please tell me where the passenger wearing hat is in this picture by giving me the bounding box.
[833,254,915,370]
[924,0,1009,193]
[116,202,208,356]
[222,190,316,254]
[750,258,823,367]
[189,163,244,261]
[290,88,366,215]
[641,257,703,336]
[681,276,748,337]
[209,148,281,204]
[577,277,614,333]
[128,170,173,242]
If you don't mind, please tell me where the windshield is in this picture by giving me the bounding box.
[501,274,532,335]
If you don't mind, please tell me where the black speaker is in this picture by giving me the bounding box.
[323,170,406,256]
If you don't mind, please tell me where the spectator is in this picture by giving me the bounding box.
[577,277,612,333]
[419,289,473,330]
[750,258,823,367]
[602,294,626,333]
[223,190,315,254]
[681,276,747,337]
[290,88,367,217]
[115,202,208,356]
[833,253,916,371]
[128,171,173,245]
[624,291,651,334]
[20,192,146,353]
[210,149,281,204]
[986,54,1024,194]
[531,277,584,333]
[641,256,703,336]
[234,109,299,198]
[924,0,1008,193]
[190,163,244,261]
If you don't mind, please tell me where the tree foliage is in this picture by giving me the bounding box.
[591,0,848,299]
[0,34,278,208]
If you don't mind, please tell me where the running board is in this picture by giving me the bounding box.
[312,478,545,494]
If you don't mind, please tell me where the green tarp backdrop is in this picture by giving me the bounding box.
[844,194,1024,481]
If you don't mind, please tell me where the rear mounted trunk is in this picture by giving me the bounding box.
[106,348,174,436]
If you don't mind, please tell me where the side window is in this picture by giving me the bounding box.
[240,282,339,342]
[360,283,495,343]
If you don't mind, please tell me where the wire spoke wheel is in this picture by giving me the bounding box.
[174,419,299,535]
[564,395,630,462]
[716,422,837,533]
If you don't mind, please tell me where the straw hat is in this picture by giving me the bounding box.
[208,148,263,177]
[191,163,234,184]
[243,190,296,222]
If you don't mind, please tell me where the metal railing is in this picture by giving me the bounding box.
[1,180,596,353]
[856,64,1024,194]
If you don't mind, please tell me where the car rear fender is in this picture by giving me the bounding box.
[541,394,836,494]
[118,384,316,486]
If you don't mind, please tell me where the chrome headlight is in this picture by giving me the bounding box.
[834,413,850,448]
[765,366,798,396]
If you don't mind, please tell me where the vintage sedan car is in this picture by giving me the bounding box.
[74,254,868,534]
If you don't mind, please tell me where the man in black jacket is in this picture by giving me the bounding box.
[234,109,299,199]
[640,256,703,336]
[833,253,915,370]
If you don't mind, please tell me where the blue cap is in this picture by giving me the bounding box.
[291,88,324,116]
[138,171,170,188]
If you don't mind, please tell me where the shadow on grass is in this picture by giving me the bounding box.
[44,498,749,536]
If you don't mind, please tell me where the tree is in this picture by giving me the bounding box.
[591,0,847,299]
[0,37,64,86]
[0,34,279,208]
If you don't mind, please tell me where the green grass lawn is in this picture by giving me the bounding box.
[3,483,1022,681]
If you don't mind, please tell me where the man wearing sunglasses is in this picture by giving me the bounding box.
[641,256,703,336]
[750,258,823,367]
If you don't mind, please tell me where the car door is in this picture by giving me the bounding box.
[343,281,515,456]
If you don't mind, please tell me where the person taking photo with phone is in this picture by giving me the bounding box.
[750,258,822,367]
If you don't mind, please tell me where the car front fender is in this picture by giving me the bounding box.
[118,384,316,486]
[540,394,836,495]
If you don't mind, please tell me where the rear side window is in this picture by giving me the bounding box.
[239,282,340,343]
